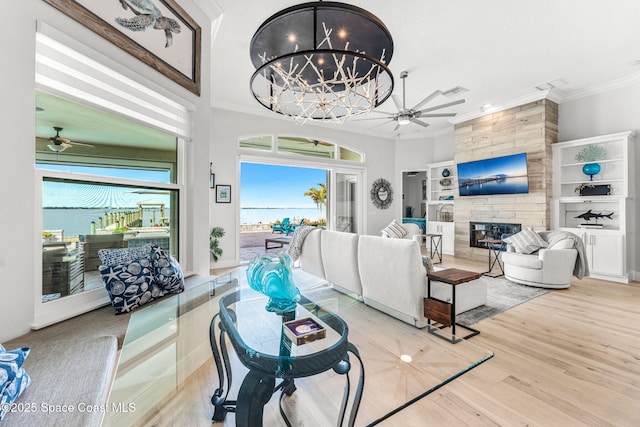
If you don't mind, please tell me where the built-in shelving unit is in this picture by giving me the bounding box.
[551,131,635,283]
[426,160,455,254]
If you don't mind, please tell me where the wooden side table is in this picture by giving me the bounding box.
[425,268,482,343]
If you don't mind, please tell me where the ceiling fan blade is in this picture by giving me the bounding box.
[418,112,457,118]
[391,94,403,111]
[61,142,73,148]
[68,141,96,148]
[410,118,431,128]
[369,110,396,116]
[372,119,395,129]
[352,116,390,122]
[419,99,465,114]
[410,90,442,111]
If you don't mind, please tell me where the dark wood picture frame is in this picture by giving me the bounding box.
[216,185,231,203]
[43,0,201,96]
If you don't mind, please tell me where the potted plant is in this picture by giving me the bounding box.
[210,227,225,262]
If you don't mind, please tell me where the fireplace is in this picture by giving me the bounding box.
[469,222,521,249]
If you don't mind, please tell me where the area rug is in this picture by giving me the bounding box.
[456,276,549,326]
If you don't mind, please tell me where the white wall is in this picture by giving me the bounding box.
[210,108,398,267]
[558,79,640,277]
[0,0,212,342]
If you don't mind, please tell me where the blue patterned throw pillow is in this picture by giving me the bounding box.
[99,256,162,314]
[98,244,154,267]
[0,346,31,420]
[0,367,31,422]
[150,246,184,294]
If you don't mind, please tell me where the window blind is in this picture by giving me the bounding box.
[35,24,192,141]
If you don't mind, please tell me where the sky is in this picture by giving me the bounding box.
[240,163,327,208]
[457,153,528,179]
[39,164,171,207]
[39,163,327,209]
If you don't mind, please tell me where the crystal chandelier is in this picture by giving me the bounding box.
[249,1,395,123]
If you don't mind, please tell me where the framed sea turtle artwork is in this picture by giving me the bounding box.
[43,0,201,96]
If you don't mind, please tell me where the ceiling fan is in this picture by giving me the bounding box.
[357,71,466,131]
[48,127,95,152]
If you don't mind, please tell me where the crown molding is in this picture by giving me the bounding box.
[450,90,551,125]
[554,71,640,103]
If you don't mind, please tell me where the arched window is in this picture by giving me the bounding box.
[239,135,363,162]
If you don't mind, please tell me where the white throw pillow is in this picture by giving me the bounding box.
[381,220,407,238]
[503,229,548,254]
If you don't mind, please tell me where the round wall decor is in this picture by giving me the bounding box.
[370,178,393,209]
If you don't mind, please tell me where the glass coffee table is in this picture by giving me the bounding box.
[104,268,493,426]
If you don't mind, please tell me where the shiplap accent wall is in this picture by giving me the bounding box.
[453,99,558,261]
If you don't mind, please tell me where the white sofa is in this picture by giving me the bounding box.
[502,230,581,289]
[298,228,487,328]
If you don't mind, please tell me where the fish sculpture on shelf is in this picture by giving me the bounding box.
[575,209,613,222]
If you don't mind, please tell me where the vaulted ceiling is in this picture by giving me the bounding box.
[210,0,640,139]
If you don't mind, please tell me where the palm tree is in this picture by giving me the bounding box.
[304,183,327,218]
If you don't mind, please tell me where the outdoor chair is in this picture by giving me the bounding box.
[272,218,291,234]
[284,219,305,236]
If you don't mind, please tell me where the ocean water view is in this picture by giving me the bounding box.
[43,207,322,237]
[241,208,324,225]
[43,208,171,238]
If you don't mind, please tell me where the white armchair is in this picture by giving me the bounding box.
[502,231,581,289]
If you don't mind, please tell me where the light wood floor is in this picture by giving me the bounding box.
[152,256,640,426]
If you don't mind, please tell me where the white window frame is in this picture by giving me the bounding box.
[236,152,366,261]
[33,23,190,328]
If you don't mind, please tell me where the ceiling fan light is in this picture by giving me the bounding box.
[398,116,411,125]
[47,144,67,152]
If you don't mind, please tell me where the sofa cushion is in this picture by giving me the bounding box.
[358,236,425,322]
[503,229,548,254]
[98,244,153,267]
[321,231,362,295]
[547,238,575,250]
[150,246,184,294]
[502,251,543,269]
[0,336,117,426]
[381,220,407,238]
[299,228,325,279]
[99,256,163,314]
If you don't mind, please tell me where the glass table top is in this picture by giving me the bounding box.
[103,267,493,426]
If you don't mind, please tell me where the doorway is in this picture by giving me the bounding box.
[402,170,427,234]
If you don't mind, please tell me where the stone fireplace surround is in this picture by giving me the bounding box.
[453,99,558,262]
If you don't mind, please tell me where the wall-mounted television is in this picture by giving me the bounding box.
[457,153,529,196]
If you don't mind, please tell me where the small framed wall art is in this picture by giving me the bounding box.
[216,185,231,203]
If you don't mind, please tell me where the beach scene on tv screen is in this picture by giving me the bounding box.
[457,153,529,196]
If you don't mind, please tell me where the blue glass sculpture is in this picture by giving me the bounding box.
[246,252,300,314]
[582,162,601,181]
